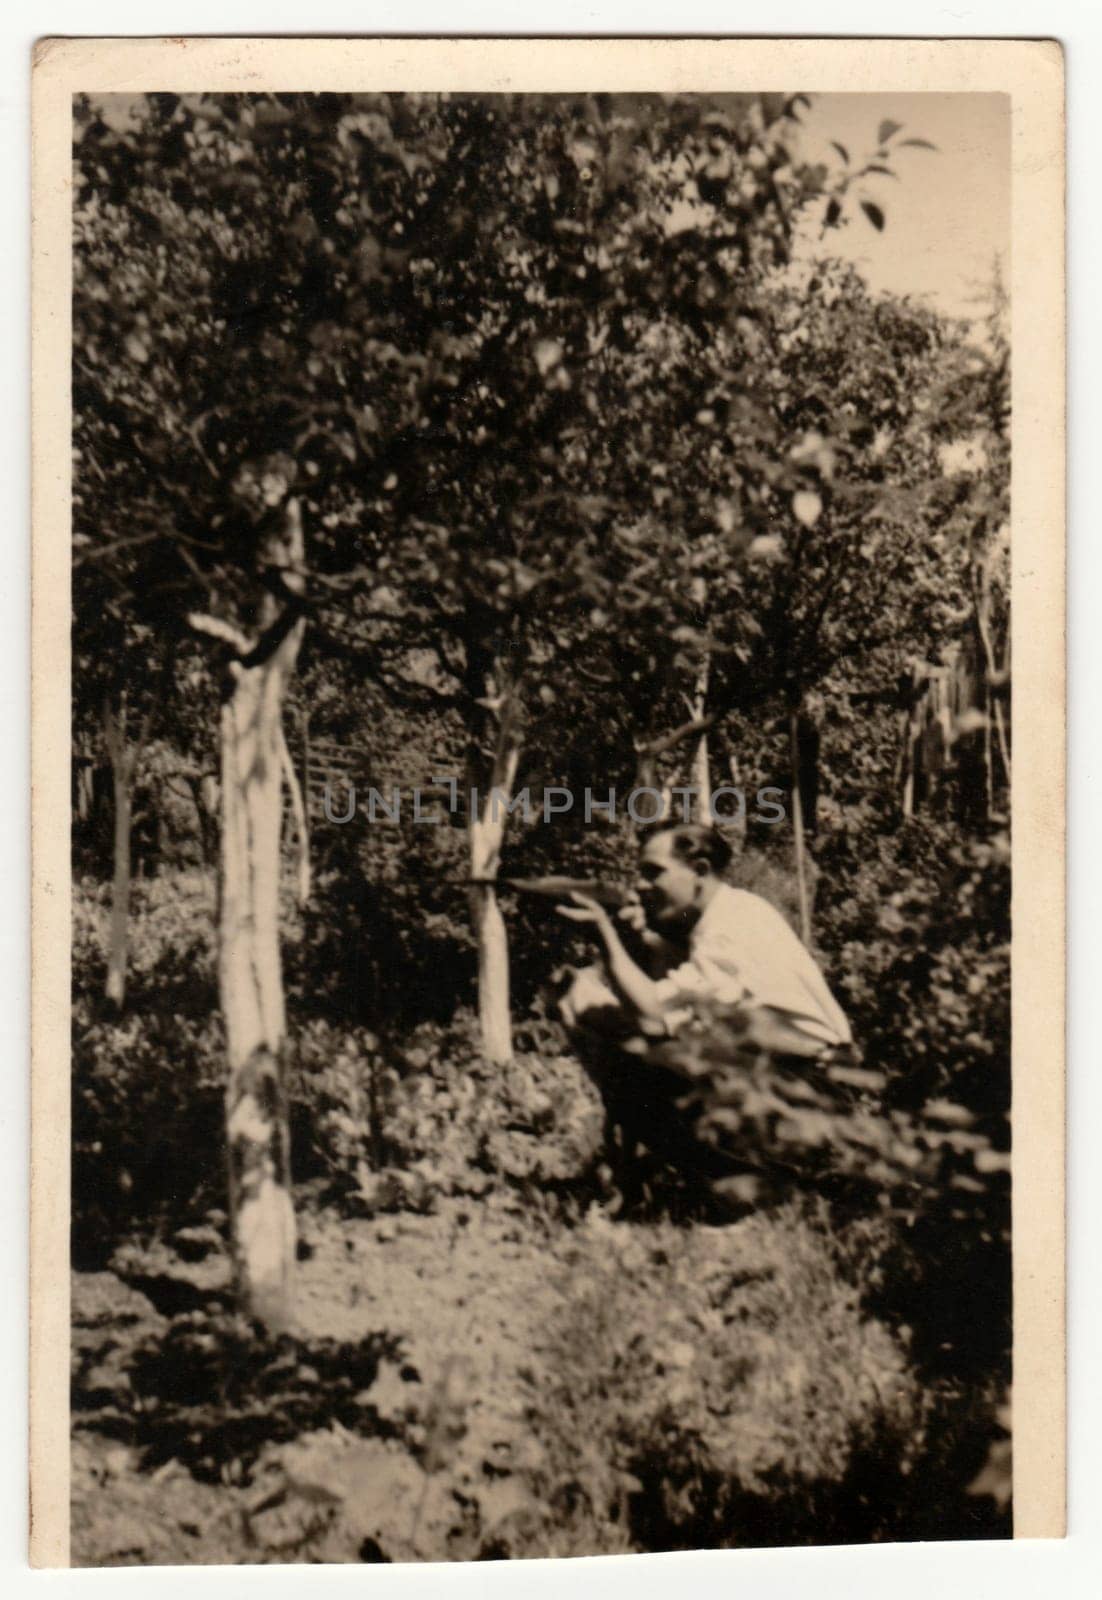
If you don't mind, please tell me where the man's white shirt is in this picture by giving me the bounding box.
[651,884,853,1048]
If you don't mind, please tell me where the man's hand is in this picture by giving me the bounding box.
[555,891,612,928]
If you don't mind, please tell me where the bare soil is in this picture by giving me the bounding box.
[72,1193,577,1565]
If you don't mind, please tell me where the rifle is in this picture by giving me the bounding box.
[458,874,633,908]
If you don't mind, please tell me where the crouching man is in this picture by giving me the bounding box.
[557,823,853,1198]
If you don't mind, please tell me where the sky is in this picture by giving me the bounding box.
[793,93,1010,322]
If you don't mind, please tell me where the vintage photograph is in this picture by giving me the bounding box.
[35,45,1063,1565]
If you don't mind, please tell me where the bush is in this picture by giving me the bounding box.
[811,817,1011,1383]
[814,819,1010,1119]
[72,875,225,1264]
[71,870,604,1257]
[624,987,1009,1394]
[290,1010,604,1212]
[523,1204,923,1553]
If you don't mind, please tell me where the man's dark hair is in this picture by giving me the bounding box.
[647,822,733,875]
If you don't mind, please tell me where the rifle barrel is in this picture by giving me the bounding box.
[461,875,630,907]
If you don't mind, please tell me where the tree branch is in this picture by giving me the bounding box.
[74,530,164,568]
[187,611,251,654]
[636,713,719,761]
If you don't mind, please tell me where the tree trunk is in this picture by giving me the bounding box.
[470,874,513,1066]
[105,753,134,1007]
[724,751,748,850]
[102,698,138,1009]
[992,695,1012,790]
[690,658,712,822]
[185,773,219,869]
[468,755,519,1064]
[280,725,311,906]
[898,668,922,821]
[467,680,521,1066]
[214,498,306,1331]
[972,546,1012,795]
[75,751,94,822]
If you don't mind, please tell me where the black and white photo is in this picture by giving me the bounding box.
[30,36,1066,1567]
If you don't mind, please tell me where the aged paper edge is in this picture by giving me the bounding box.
[29,35,1066,1567]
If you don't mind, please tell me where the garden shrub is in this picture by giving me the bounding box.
[72,874,225,1264]
[290,1010,604,1211]
[523,1203,923,1553]
[814,819,1010,1119]
[811,816,1011,1382]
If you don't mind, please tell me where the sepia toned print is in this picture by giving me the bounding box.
[31,38,1064,1567]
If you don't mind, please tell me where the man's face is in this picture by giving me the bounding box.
[636,833,704,931]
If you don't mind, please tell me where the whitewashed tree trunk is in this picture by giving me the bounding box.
[468,684,521,1065]
[470,875,513,1066]
[206,497,306,1331]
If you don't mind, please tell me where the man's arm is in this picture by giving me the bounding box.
[558,896,667,1022]
[599,919,669,1021]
